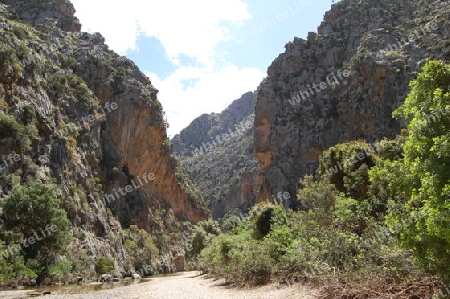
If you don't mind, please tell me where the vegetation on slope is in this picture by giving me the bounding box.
[194,61,450,298]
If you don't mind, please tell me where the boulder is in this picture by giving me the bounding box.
[132,273,141,280]
[99,274,113,282]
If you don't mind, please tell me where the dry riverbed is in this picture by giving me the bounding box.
[0,272,319,299]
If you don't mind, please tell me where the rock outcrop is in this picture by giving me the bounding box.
[1,0,81,32]
[254,0,450,207]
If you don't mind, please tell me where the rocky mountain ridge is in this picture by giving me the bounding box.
[254,0,450,207]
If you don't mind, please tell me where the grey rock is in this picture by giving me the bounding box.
[99,274,113,282]
[132,273,141,280]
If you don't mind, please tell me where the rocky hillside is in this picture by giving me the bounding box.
[172,92,262,218]
[0,0,208,278]
[254,0,450,208]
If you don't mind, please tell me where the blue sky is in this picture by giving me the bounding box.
[71,0,338,137]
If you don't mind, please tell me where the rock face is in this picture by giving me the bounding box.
[75,36,209,228]
[172,92,263,218]
[0,0,208,275]
[254,0,450,207]
[1,0,81,32]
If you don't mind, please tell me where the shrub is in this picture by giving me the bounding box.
[123,225,159,270]
[94,257,114,274]
[2,183,70,262]
[48,73,67,95]
[70,75,94,109]
[12,25,28,40]
[0,42,17,72]
[20,105,36,126]
[250,203,287,240]
[0,241,37,283]
[0,112,21,140]
[48,260,73,280]
[189,220,221,257]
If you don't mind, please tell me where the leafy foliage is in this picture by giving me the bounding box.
[250,203,287,240]
[123,225,159,271]
[0,112,21,140]
[0,241,37,283]
[70,75,95,109]
[0,42,18,74]
[189,220,221,257]
[199,138,425,291]
[378,60,450,280]
[94,257,115,274]
[1,183,70,262]
[48,260,73,281]
[20,105,36,126]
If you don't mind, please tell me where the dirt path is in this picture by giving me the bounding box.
[0,272,320,299]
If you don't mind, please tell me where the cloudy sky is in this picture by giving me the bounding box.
[71,0,337,137]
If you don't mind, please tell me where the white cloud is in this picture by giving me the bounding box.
[148,65,265,137]
[71,0,251,64]
[71,0,264,137]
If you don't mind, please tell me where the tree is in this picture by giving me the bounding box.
[123,225,159,270]
[189,220,221,257]
[2,183,70,262]
[387,60,450,280]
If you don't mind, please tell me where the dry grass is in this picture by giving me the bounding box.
[199,268,448,298]
[318,276,446,299]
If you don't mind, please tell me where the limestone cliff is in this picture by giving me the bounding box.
[254,0,450,207]
[172,92,263,218]
[0,0,208,277]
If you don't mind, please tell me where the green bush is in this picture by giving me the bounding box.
[20,105,36,126]
[0,241,37,283]
[0,112,21,140]
[123,225,159,270]
[12,25,28,40]
[48,73,67,95]
[94,257,114,274]
[250,203,287,240]
[189,220,221,257]
[48,260,73,280]
[70,75,94,109]
[318,140,378,199]
[2,183,70,262]
[0,42,17,72]
[200,231,275,282]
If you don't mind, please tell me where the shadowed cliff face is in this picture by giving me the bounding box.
[172,92,263,218]
[254,0,450,207]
